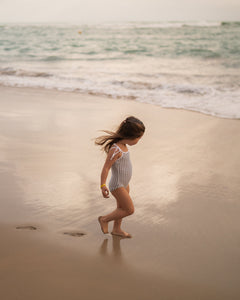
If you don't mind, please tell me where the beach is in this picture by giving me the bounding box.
[0,85,240,299]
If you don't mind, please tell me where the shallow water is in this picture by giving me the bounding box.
[0,21,240,118]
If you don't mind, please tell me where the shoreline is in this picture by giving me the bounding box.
[0,85,240,299]
[0,84,239,120]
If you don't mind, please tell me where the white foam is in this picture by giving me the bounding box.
[1,54,240,120]
[1,71,239,119]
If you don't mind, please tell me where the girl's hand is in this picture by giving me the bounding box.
[101,186,110,198]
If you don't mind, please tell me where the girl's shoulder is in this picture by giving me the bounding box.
[110,143,119,150]
[113,142,128,153]
[108,143,123,161]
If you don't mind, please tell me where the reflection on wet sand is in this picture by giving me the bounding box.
[99,235,126,263]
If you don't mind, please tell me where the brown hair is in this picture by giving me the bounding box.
[95,116,145,153]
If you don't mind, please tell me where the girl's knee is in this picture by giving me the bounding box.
[126,205,134,216]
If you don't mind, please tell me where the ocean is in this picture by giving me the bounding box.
[0,21,240,119]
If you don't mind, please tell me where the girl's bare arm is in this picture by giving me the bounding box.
[100,148,122,198]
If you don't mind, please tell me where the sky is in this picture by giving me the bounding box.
[0,0,240,23]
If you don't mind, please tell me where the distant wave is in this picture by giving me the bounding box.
[0,67,52,78]
[221,21,240,27]
[111,80,213,96]
[98,21,222,29]
[132,21,240,29]
[1,22,239,61]
[0,67,236,99]
[42,56,65,62]
[179,21,221,28]
[1,21,239,30]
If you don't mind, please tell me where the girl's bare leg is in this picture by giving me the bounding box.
[113,185,129,231]
[112,200,122,232]
[100,186,133,237]
[103,187,134,221]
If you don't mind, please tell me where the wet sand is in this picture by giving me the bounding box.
[0,86,240,299]
[1,223,228,300]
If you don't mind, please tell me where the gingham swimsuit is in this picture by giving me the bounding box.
[108,143,132,192]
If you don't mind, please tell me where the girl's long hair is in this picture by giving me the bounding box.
[95,116,145,153]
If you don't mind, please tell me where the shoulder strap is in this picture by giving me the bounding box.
[110,144,121,160]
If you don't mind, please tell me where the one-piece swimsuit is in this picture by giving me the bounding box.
[108,143,132,192]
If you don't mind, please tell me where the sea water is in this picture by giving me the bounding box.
[0,21,240,119]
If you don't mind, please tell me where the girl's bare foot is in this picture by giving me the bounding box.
[98,216,109,234]
[111,230,132,238]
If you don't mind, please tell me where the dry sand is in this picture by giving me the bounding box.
[0,86,240,299]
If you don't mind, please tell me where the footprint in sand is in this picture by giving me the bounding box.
[16,225,37,230]
[63,231,86,237]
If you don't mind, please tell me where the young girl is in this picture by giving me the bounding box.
[95,116,145,238]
